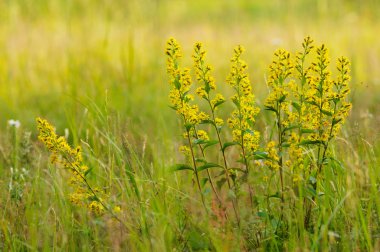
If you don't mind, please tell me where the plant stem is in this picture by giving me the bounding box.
[194,128,226,217]
[186,128,207,211]
[276,102,284,205]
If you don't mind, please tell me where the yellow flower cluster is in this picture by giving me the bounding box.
[193,42,226,113]
[264,49,293,113]
[193,42,216,93]
[196,130,209,141]
[166,38,208,126]
[211,94,226,110]
[165,37,353,226]
[215,117,224,126]
[287,133,304,182]
[263,36,352,181]
[264,141,280,171]
[227,45,260,154]
[36,117,108,216]
[305,45,352,143]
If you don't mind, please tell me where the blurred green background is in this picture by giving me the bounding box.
[1,1,380,250]
[0,0,379,142]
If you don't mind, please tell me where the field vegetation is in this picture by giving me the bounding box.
[1,0,380,251]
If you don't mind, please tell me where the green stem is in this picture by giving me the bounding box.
[198,60,239,223]
[59,150,127,229]
[276,102,284,205]
[194,128,225,212]
[186,128,207,211]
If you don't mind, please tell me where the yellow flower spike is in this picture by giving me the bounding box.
[215,118,224,127]
[88,201,105,216]
[196,130,209,141]
[36,117,119,221]
[265,141,280,171]
[227,45,260,162]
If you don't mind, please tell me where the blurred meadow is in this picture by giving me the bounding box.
[1,0,380,250]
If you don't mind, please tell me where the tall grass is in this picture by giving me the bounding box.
[1,0,380,251]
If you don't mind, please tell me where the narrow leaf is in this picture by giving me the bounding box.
[216,178,226,189]
[222,142,237,152]
[332,118,342,125]
[301,128,317,134]
[292,102,301,112]
[213,100,225,109]
[321,109,333,116]
[84,167,93,176]
[284,125,300,132]
[253,151,268,160]
[197,163,223,172]
[195,158,207,164]
[299,140,322,145]
[171,164,193,172]
[203,140,219,149]
[193,139,207,145]
[200,119,215,126]
[265,106,277,113]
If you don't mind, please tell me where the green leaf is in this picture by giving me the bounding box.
[174,78,181,89]
[257,211,269,218]
[265,106,277,113]
[321,109,333,116]
[228,167,244,172]
[205,82,210,93]
[168,105,177,111]
[244,128,255,135]
[281,142,290,148]
[195,158,207,164]
[253,151,268,160]
[184,123,193,131]
[300,140,322,145]
[222,142,237,152]
[213,100,225,109]
[301,128,317,134]
[284,124,300,132]
[200,119,215,126]
[203,140,219,149]
[306,186,317,197]
[216,178,227,189]
[171,164,193,172]
[84,166,93,176]
[216,125,222,133]
[332,118,342,125]
[292,102,301,112]
[307,100,319,107]
[269,192,281,198]
[197,163,223,172]
[193,139,207,145]
[232,98,240,108]
[279,95,286,103]
[201,178,209,187]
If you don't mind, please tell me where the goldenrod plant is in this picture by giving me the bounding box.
[193,42,239,223]
[166,36,352,244]
[226,45,260,212]
[165,38,211,209]
[36,118,124,224]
